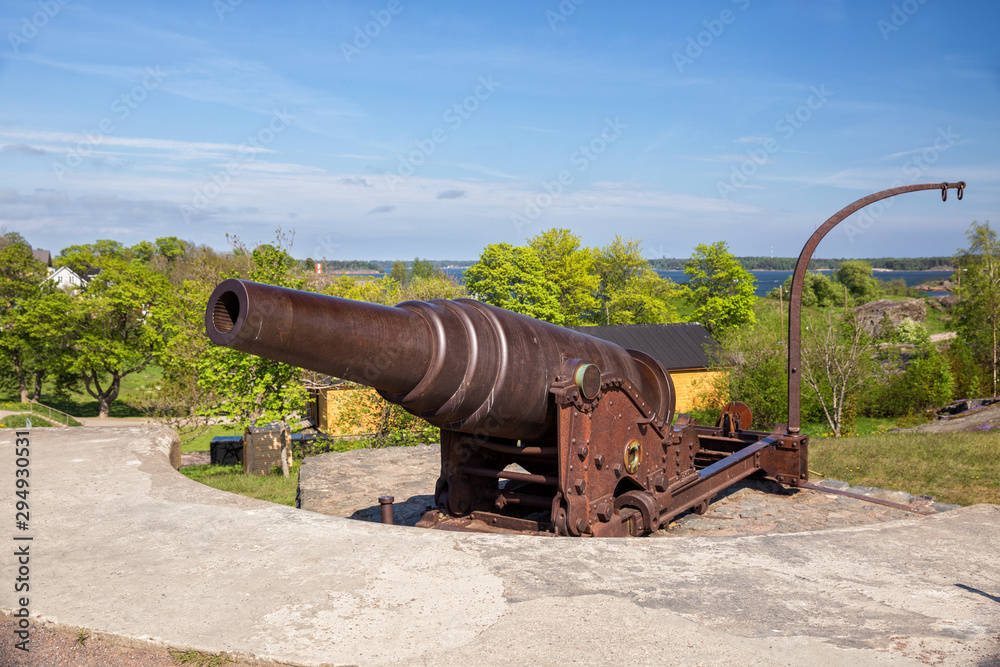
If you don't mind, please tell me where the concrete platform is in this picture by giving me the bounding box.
[1,426,998,666]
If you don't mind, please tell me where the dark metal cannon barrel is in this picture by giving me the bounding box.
[205,279,674,442]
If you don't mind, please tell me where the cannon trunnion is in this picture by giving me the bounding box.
[206,279,807,537]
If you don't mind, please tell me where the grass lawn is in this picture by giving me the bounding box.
[0,414,58,428]
[809,431,999,506]
[0,365,163,418]
[799,417,899,439]
[922,300,952,336]
[182,424,242,452]
[179,463,300,506]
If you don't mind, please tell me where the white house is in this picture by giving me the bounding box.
[48,266,88,290]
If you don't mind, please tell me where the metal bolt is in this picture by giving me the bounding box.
[577,445,589,460]
[654,475,667,493]
[378,495,395,525]
[594,454,605,469]
[574,478,587,494]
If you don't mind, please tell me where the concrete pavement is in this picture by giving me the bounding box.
[1,426,997,666]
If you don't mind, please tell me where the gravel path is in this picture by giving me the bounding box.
[0,618,258,667]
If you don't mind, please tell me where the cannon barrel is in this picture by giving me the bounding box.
[206,279,675,442]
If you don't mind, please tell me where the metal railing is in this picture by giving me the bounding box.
[1,402,81,426]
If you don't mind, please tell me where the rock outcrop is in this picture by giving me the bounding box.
[853,298,927,335]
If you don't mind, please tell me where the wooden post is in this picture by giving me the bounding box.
[779,285,784,341]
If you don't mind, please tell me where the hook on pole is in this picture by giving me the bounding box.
[785,180,967,434]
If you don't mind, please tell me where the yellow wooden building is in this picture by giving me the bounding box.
[569,323,727,414]
[308,383,381,436]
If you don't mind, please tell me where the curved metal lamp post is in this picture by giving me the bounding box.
[786,181,966,433]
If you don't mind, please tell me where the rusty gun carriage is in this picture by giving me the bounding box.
[206,278,806,536]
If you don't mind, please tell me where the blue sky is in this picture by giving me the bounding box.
[1,0,997,261]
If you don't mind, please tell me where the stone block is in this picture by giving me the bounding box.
[244,425,291,475]
[868,489,914,505]
[816,479,850,491]
[931,502,962,513]
[210,436,243,465]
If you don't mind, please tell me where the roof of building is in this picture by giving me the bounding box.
[48,266,87,285]
[568,322,721,371]
[32,249,51,266]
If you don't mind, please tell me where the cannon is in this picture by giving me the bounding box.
[206,278,807,536]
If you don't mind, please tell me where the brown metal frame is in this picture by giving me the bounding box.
[786,181,966,432]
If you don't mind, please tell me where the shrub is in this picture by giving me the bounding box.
[694,322,788,429]
[868,346,954,417]
[894,318,930,347]
[945,337,988,399]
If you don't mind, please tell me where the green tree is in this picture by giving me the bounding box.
[602,268,683,325]
[683,241,757,334]
[410,257,438,281]
[945,338,987,399]
[55,239,126,276]
[528,228,599,325]
[697,318,788,429]
[953,221,1000,395]
[800,309,879,437]
[130,240,156,264]
[465,243,563,324]
[593,236,681,325]
[10,288,77,402]
[769,272,839,308]
[0,237,54,401]
[67,258,177,418]
[388,260,408,285]
[130,279,220,443]
[836,260,881,304]
[155,236,188,262]
[903,346,954,410]
[195,233,309,429]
